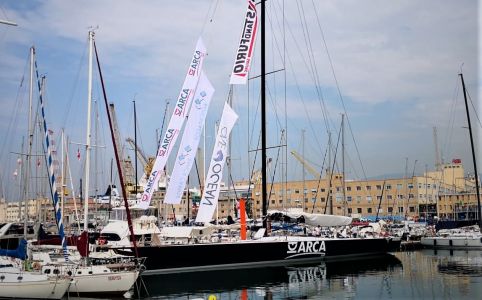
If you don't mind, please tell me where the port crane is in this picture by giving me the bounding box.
[290,150,321,179]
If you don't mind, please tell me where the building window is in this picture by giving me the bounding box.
[408,183,414,189]
[348,208,352,214]
[367,208,372,213]
[347,196,352,202]
[320,188,325,193]
[409,206,415,212]
[366,185,371,191]
[356,186,361,191]
[399,207,404,213]
[287,189,292,195]
[376,196,382,201]
[347,186,352,191]
[356,196,361,203]
[271,200,275,204]
[320,197,325,202]
[357,208,362,214]
[376,185,382,190]
[386,185,392,190]
[397,194,403,200]
[304,189,308,194]
[387,195,393,200]
[397,184,403,190]
[388,207,393,213]
[336,187,341,192]
[366,196,372,202]
[295,189,300,194]
[409,194,414,199]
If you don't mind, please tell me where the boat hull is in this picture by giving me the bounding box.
[114,236,392,275]
[68,270,139,294]
[421,236,482,249]
[0,271,70,299]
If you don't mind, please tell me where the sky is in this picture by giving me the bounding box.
[0,0,479,201]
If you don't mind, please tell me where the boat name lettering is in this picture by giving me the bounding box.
[175,89,190,116]
[108,275,122,281]
[188,50,203,76]
[287,241,326,254]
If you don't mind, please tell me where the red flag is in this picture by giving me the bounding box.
[77,148,81,161]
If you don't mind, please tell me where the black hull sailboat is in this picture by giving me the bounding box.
[111,1,399,276]
[113,236,397,275]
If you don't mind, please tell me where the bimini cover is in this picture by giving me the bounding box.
[0,239,27,260]
[268,209,352,227]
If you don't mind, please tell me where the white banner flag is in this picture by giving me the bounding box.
[195,102,238,223]
[139,37,207,209]
[229,0,258,85]
[164,72,214,204]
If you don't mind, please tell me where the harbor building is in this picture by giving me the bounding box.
[249,160,478,221]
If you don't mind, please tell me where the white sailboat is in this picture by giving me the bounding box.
[68,30,140,295]
[421,73,482,250]
[0,258,71,299]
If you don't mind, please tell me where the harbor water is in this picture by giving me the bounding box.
[68,249,482,300]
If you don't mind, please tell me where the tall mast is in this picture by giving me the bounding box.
[341,114,346,216]
[459,73,481,229]
[94,37,139,256]
[302,129,305,212]
[24,46,34,236]
[83,31,94,232]
[134,99,138,195]
[261,0,268,229]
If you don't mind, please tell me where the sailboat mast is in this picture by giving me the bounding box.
[459,73,481,229]
[94,39,139,257]
[261,0,268,228]
[134,99,138,195]
[83,31,94,232]
[342,114,346,216]
[24,46,34,237]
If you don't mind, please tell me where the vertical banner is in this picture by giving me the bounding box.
[195,102,238,223]
[229,0,258,85]
[164,72,215,204]
[140,38,207,209]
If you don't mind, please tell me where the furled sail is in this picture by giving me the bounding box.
[195,102,238,223]
[229,0,258,85]
[35,56,69,262]
[139,37,207,209]
[164,72,215,204]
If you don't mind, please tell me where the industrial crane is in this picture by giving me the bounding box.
[125,137,155,181]
[290,150,321,179]
[108,103,136,194]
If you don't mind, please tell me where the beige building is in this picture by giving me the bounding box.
[249,161,478,221]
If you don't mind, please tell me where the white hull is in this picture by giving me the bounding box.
[0,268,70,299]
[68,269,139,294]
[41,263,139,295]
[421,236,482,249]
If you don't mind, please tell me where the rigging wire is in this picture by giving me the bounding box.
[310,0,369,181]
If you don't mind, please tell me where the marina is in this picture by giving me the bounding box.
[0,1,479,299]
